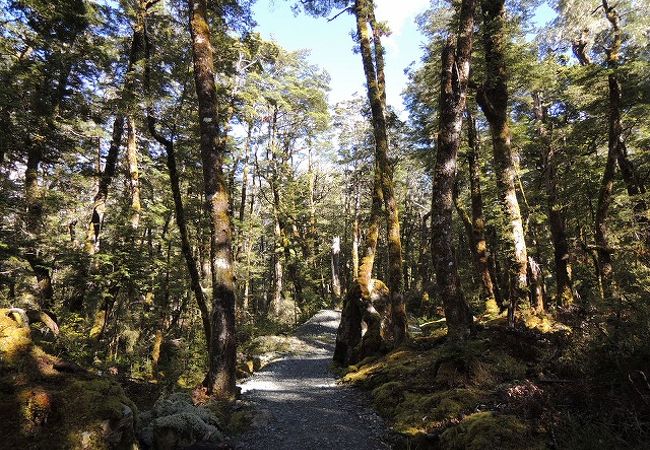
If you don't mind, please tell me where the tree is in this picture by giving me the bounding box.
[477,0,529,325]
[188,0,237,397]
[430,0,476,339]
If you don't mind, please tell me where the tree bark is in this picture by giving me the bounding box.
[351,178,361,280]
[532,92,574,306]
[466,107,497,313]
[478,0,528,326]
[126,116,141,229]
[431,0,476,340]
[354,0,406,345]
[188,0,237,398]
[24,146,54,308]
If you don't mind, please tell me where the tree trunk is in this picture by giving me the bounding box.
[601,1,648,247]
[189,0,237,398]
[532,92,574,306]
[126,116,141,229]
[85,1,146,253]
[431,0,475,340]
[478,0,528,326]
[24,146,54,308]
[352,179,361,280]
[331,236,342,300]
[146,111,211,355]
[466,107,497,313]
[354,0,406,346]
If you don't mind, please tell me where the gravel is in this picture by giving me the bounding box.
[234,309,390,450]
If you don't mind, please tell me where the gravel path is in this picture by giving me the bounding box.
[234,309,390,450]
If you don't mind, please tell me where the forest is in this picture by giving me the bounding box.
[0,0,649,448]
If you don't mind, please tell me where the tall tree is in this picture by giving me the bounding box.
[353,0,406,346]
[431,0,476,339]
[477,0,528,325]
[18,0,90,307]
[531,91,574,306]
[188,0,237,398]
[453,105,498,314]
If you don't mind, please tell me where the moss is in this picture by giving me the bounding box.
[0,309,139,449]
[0,310,33,366]
[523,311,571,334]
[483,298,500,318]
[228,410,253,434]
[440,412,544,450]
[390,388,485,436]
[371,381,405,415]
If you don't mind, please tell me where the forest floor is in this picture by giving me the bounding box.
[233,309,390,450]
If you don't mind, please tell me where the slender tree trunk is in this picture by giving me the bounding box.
[85,1,146,253]
[188,0,237,398]
[354,0,406,345]
[351,179,361,280]
[431,0,475,340]
[331,236,342,300]
[466,107,497,313]
[478,0,528,326]
[532,92,574,306]
[239,122,252,224]
[146,116,211,354]
[601,1,648,247]
[126,117,141,229]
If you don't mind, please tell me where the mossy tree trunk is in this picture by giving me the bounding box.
[85,0,146,254]
[532,92,574,306]
[478,0,528,326]
[454,106,498,314]
[354,0,407,346]
[188,0,237,398]
[431,0,476,340]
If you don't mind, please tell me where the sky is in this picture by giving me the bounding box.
[251,0,430,115]
[251,1,557,116]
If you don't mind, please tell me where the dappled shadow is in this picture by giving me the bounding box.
[236,310,389,449]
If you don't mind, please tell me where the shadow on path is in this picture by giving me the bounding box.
[235,310,389,450]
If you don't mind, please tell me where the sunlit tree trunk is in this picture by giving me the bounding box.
[189,0,237,398]
[351,179,361,280]
[354,0,406,345]
[331,236,342,300]
[478,0,528,326]
[431,0,475,340]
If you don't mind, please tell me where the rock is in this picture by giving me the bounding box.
[153,412,224,450]
[137,391,226,449]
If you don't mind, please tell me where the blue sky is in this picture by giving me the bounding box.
[252,1,556,115]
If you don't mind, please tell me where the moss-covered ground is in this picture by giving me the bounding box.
[339,309,650,449]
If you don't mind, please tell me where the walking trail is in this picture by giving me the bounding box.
[234,309,390,450]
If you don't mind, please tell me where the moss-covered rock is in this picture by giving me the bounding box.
[137,391,226,449]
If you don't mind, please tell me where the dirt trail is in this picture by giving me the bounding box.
[234,309,390,450]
